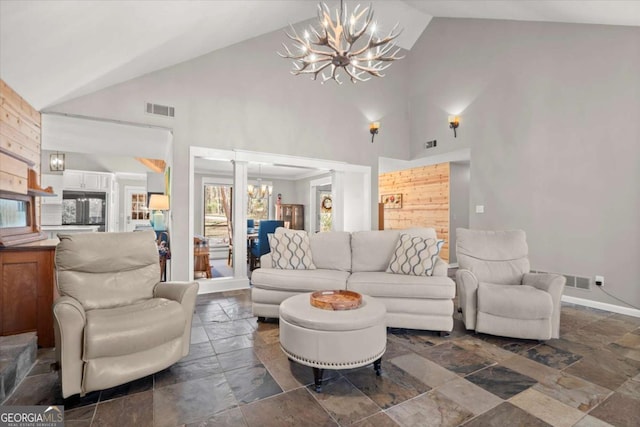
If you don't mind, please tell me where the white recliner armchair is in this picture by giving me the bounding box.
[456,228,565,340]
[53,231,198,398]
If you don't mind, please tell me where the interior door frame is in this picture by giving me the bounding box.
[123,185,149,232]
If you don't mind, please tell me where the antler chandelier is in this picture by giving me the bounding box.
[278,0,404,84]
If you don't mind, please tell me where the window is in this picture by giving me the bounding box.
[203,185,231,239]
[203,184,271,239]
[248,186,270,222]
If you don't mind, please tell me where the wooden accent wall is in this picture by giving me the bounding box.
[0,79,41,193]
[379,162,450,262]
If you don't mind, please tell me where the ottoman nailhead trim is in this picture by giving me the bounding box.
[280,346,386,369]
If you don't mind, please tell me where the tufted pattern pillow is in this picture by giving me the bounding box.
[269,230,316,270]
[386,233,444,276]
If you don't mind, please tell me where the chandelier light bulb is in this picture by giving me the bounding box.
[278,0,404,84]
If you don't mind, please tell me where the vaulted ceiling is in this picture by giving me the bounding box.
[1,0,638,111]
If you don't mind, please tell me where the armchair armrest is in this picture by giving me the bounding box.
[52,296,86,398]
[154,281,199,304]
[154,281,199,357]
[456,269,479,330]
[523,273,566,339]
[432,257,449,277]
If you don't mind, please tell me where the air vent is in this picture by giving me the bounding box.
[145,102,175,118]
[533,269,590,290]
[425,140,437,149]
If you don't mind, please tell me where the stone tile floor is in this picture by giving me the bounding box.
[3,289,640,427]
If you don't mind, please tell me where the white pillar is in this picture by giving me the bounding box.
[232,160,249,279]
[331,170,344,232]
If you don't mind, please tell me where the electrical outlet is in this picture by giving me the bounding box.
[595,275,604,287]
[475,205,485,214]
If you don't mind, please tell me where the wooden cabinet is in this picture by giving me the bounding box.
[0,242,57,347]
[276,204,304,230]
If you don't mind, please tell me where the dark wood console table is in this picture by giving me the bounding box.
[0,240,58,347]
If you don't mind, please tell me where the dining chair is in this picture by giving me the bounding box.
[250,220,284,270]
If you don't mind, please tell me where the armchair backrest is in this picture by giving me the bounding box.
[55,231,160,310]
[456,228,530,286]
[255,220,284,257]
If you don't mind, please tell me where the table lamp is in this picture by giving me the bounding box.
[149,194,169,231]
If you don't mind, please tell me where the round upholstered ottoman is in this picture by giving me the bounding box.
[279,292,386,392]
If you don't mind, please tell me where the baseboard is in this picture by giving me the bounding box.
[197,277,250,294]
[562,295,640,318]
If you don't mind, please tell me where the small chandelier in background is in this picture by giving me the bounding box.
[278,0,404,84]
[49,152,65,171]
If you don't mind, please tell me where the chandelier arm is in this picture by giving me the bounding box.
[344,66,370,83]
[350,61,388,76]
[368,25,403,48]
[294,61,334,80]
[345,7,373,44]
[294,56,333,72]
[310,26,329,46]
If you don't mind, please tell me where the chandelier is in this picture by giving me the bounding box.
[278,0,404,84]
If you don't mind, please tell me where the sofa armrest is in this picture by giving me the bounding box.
[456,269,479,330]
[154,281,199,356]
[523,273,566,339]
[432,257,449,277]
[260,253,273,268]
[53,296,86,398]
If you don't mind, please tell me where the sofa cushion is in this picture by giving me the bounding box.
[477,282,553,320]
[351,228,439,273]
[309,231,352,272]
[351,230,401,272]
[348,272,455,299]
[252,268,349,292]
[269,229,316,270]
[387,234,444,276]
[84,298,186,359]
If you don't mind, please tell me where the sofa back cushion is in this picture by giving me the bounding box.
[456,228,530,286]
[352,230,400,272]
[352,228,440,272]
[309,231,352,272]
[55,231,160,310]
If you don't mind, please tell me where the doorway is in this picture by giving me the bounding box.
[123,186,150,232]
[316,184,332,232]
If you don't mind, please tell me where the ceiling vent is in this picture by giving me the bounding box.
[145,102,175,118]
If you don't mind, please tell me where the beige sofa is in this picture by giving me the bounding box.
[53,231,199,398]
[251,229,456,332]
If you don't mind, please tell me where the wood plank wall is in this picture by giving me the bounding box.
[379,162,450,262]
[0,79,41,194]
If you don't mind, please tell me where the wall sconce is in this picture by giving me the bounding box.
[49,152,65,171]
[448,116,460,138]
[370,121,380,143]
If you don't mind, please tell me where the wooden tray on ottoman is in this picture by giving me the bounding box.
[310,290,362,311]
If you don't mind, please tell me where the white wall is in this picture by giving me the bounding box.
[44,16,640,309]
[449,162,470,264]
[47,25,409,281]
[408,18,640,307]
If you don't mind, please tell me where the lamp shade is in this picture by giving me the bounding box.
[149,194,170,210]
